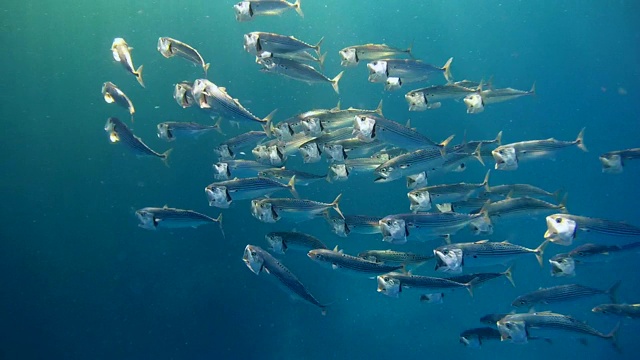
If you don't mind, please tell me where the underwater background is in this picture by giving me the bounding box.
[1,0,639,359]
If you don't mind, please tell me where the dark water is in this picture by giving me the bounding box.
[1,1,639,359]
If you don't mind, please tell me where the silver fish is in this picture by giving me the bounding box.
[102,82,135,120]
[481,196,567,219]
[459,327,502,348]
[242,244,327,314]
[135,206,223,236]
[104,117,172,165]
[213,159,276,180]
[544,213,640,246]
[157,37,209,76]
[487,183,559,199]
[357,249,433,265]
[257,57,343,94]
[592,303,640,319]
[326,214,382,237]
[296,101,384,136]
[251,194,343,223]
[434,240,548,273]
[405,81,479,111]
[446,266,515,288]
[367,58,453,84]
[234,1,303,22]
[379,212,492,244]
[258,167,326,186]
[464,83,535,114]
[374,148,448,183]
[265,231,327,254]
[407,170,490,212]
[420,293,444,304]
[257,50,325,69]
[512,282,620,309]
[376,272,476,298]
[157,121,221,142]
[244,31,322,56]
[600,148,640,173]
[173,81,195,108]
[339,43,412,67]
[205,176,297,208]
[308,246,402,275]
[111,37,144,87]
[214,131,267,160]
[492,128,587,170]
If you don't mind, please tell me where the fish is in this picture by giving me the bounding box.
[326,214,382,237]
[191,79,276,133]
[548,254,577,278]
[157,37,210,76]
[111,38,144,87]
[447,265,515,288]
[212,159,276,180]
[406,172,428,190]
[419,293,444,304]
[492,128,587,170]
[173,81,195,108]
[367,58,453,84]
[295,101,384,136]
[434,240,548,273]
[379,211,493,244]
[135,206,223,236]
[205,176,297,208]
[257,57,343,94]
[357,250,433,265]
[251,194,343,223]
[308,246,403,275]
[464,83,535,114]
[265,231,327,254]
[104,117,172,166]
[480,313,509,325]
[102,82,135,121]
[549,242,640,277]
[242,244,327,314]
[486,183,559,200]
[322,138,384,163]
[353,114,454,154]
[600,148,640,173]
[244,32,322,56]
[459,327,502,348]
[374,148,448,183]
[480,196,567,219]
[512,282,620,309]
[407,170,490,212]
[497,311,619,347]
[544,213,640,246]
[214,131,268,160]
[592,304,640,319]
[327,156,390,182]
[339,43,412,67]
[257,50,325,69]
[405,81,479,111]
[297,127,354,163]
[376,272,476,298]
[258,167,326,186]
[157,121,221,142]
[234,0,304,22]
[252,144,287,166]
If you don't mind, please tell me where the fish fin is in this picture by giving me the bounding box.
[442,234,451,244]
[293,0,304,18]
[475,239,490,244]
[482,170,491,192]
[608,281,621,304]
[314,36,324,57]
[607,322,621,352]
[472,143,485,166]
[332,245,339,252]
[465,277,479,297]
[439,134,455,156]
[331,193,344,219]
[203,63,210,78]
[318,52,327,70]
[212,117,225,135]
[215,213,225,239]
[529,82,536,95]
[288,175,299,199]
[262,109,278,137]
[576,127,587,152]
[112,50,121,62]
[135,65,145,88]
[161,148,173,168]
[558,193,569,213]
[405,40,414,58]
[534,240,549,267]
[332,100,341,111]
[374,100,384,116]
[503,264,515,287]
[494,130,503,145]
[103,92,115,103]
[331,71,344,95]
[552,189,563,202]
[441,57,453,83]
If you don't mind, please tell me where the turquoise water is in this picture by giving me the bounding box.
[1,1,639,359]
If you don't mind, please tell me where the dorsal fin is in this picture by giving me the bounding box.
[475,239,489,244]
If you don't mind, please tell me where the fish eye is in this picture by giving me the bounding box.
[555,217,563,223]
[505,323,513,329]
[250,251,256,256]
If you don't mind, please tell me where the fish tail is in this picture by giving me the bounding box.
[288,175,299,199]
[331,193,344,219]
[529,81,536,95]
[552,189,563,202]
[608,280,622,304]
[331,71,344,95]
[441,57,453,83]
[204,63,210,77]
[374,99,384,115]
[161,148,173,168]
[318,52,327,70]
[576,127,587,152]
[465,277,479,297]
[212,117,225,135]
[293,0,304,18]
[558,193,569,213]
[314,36,325,57]
[534,240,549,267]
[472,143,485,166]
[439,134,455,156]
[405,39,414,58]
[494,130,503,145]
[503,264,515,287]
[215,213,225,239]
[607,322,621,352]
[135,65,145,88]
[482,170,491,192]
[262,109,278,137]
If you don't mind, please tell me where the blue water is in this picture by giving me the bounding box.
[1,1,639,359]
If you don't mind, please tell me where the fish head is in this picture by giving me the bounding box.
[273,122,294,141]
[213,144,234,160]
[496,319,528,344]
[306,249,334,267]
[265,233,285,254]
[407,190,432,212]
[433,247,463,273]
[156,123,174,142]
[111,37,127,50]
[374,164,397,183]
[135,209,157,230]
[469,215,494,235]
[492,146,518,170]
[405,91,429,111]
[256,56,277,71]
[157,37,173,58]
[599,154,623,174]
[544,214,576,245]
[251,199,278,223]
[173,83,194,108]
[243,33,260,54]
[406,172,427,189]
[459,334,481,348]
[339,48,358,67]
[421,292,444,304]
[234,2,253,22]
[511,296,533,308]
[323,144,346,163]
[327,164,349,183]
[379,217,408,244]
[191,79,213,109]
[301,117,323,137]
[212,162,231,181]
[267,145,286,166]
[353,115,377,142]
[205,186,232,209]
[104,118,121,143]
[327,216,349,237]
[464,93,485,114]
[299,143,322,164]
[480,313,507,325]
[592,304,616,315]
[376,274,402,298]
[549,254,576,277]
[242,245,264,275]
[367,60,388,83]
[384,77,402,91]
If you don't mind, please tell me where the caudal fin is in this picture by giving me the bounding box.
[503,264,515,287]
[576,127,587,152]
[318,52,327,70]
[288,175,299,199]
[441,57,453,83]
[161,148,173,168]
[314,36,324,57]
[494,130,503,145]
[204,63,210,78]
[135,65,145,88]
[262,109,278,137]
[482,170,491,192]
[472,143,485,166]
[331,193,344,219]
[534,240,549,267]
[293,0,304,18]
[331,71,344,95]
[215,213,225,239]
[608,280,621,304]
[439,134,455,156]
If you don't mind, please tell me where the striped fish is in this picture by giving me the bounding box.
[447,265,515,288]
[405,81,478,111]
[265,231,327,254]
[111,37,144,87]
[212,159,276,180]
[379,212,492,244]
[308,246,402,275]
[157,121,221,142]
[297,101,384,136]
[544,213,640,246]
[205,176,297,208]
[157,37,209,76]
[135,206,223,236]
[102,82,135,121]
[243,245,327,314]
[593,303,640,318]
[244,32,322,56]
[258,167,326,186]
[257,57,343,95]
[367,58,453,84]
[407,170,490,212]
[376,272,475,298]
[339,43,413,67]
[486,183,559,199]
[512,282,620,308]
[214,130,268,159]
[434,240,548,273]
[374,148,448,183]
[326,214,382,237]
[481,196,567,218]
[251,194,343,223]
[234,0,303,22]
[358,250,433,265]
[600,148,640,173]
[104,117,172,165]
[173,81,195,108]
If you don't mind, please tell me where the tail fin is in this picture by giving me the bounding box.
[464,277,479,297]
[135,65,145,88]
[405,40,414,58]
[482,170,491,192]
[439,134,455,156]
[161,148,173,168]
[374,99,384,115]
[472,143,485,166]
[534,240,549,267]
[212,117,224,135]
[215,213,225,239]
[558,193,568,213]
[441,57,453,83]
[293,0,304,18]
[331,193,344,219]
[607,322,621,352]
[529,82,536,95]
[288,175,299,199]
[576,128,587,152]
[262,109,278,137]
[318,52,327,70]
[494,130,503,145]
[331,71,344,95]
[503,264,515,287]
[608,281,621,304]
[204,63,210,78]
[314,36,324,57]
